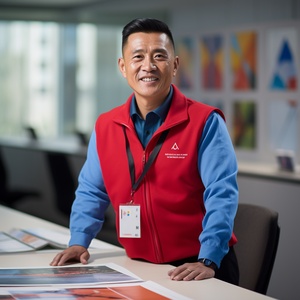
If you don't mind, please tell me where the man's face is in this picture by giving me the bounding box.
[118,32,179,104]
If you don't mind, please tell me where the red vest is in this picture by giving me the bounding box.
[95,85,237,263]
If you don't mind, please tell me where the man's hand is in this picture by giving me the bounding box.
[168,262,215,281]
[50,245,90,266]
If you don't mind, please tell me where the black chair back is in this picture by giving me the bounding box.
[46,152,76,217]
[0,148,40,207]
[234,203,280,294]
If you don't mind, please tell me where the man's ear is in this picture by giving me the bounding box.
[173,56,179,77]
[118,57,127,78]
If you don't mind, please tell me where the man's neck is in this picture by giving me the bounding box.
[136,99,165,119]
[135,88,171,119]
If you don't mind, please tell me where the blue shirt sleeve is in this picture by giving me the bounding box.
[69,129,110,248]
[198,112,239,267]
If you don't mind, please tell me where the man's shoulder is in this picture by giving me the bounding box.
[97,102,128,122]
[185,99,225,121]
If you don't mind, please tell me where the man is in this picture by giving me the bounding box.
[50,18,239,285]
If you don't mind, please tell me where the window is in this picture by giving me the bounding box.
[0,21,59,138]
[0,21,130,139]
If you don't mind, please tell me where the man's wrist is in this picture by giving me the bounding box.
[198,258,217,270]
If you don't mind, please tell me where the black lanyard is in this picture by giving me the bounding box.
[123,127,169,200]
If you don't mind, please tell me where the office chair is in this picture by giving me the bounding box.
[46,151,76,217]
[233,203,280,295]
[46,151,121,247]
[0,148,40,208]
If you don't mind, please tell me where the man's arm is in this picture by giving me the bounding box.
[198,112,239,267]
[168,112,238,281]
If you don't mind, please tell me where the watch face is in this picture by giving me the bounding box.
[200,258,217,270]
[203,259,212,266]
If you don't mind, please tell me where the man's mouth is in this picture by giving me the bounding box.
[141,77,158,82]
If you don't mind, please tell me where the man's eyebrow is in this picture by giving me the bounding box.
[154,48,168,54]
[131,47,168,55]
[131,48,143,55]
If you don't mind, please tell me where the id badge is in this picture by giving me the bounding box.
[119,204,141,238]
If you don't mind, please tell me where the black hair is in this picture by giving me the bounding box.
[122,18,175,51]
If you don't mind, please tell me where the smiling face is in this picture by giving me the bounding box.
[118,32,179,115]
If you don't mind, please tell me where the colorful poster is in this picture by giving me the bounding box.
[267,27,298,90]
[0,264,140,286]
[200,34,224,90]
[0,281,191,300]
[232,100,256,149]
[269,99,298,151]
[174,36,194,89]
[2,286,169,300]
[230,31,257,90]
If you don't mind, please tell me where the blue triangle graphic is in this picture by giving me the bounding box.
[271,74,285,89]
[279,40,293,63]
[270,39,297,89]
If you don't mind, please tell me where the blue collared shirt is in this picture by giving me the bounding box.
[131,86,173,148]
[70,88,238,267]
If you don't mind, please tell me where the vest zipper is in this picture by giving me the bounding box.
[143,150,163,263]
[142,150,146,164]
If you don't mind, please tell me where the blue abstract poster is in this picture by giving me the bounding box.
[267,28,298,90]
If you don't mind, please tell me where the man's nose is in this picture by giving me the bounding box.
[142,58,157,71]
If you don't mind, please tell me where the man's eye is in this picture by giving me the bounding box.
[155,54,167,59]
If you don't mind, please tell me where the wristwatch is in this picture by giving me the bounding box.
[198,258,217,270]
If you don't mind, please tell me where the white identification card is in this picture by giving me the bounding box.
[119,205,141,238]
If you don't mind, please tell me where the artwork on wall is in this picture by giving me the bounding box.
[200,34,224,90]
[174,21,300,162]
[230,31,257,90]
[269,98,298,151]
[232,100,256,149]
[266,27,298,90]
[174,36,195,89]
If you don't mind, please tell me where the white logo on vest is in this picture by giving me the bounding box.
[171,143,179,150]
[165,143,188,159]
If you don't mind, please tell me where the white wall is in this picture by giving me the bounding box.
[170,0,300,32]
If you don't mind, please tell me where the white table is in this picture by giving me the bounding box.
[0,205,276,300]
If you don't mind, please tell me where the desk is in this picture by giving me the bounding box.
[0,205,276,300]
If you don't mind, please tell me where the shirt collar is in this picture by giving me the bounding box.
[130,85,173,121]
